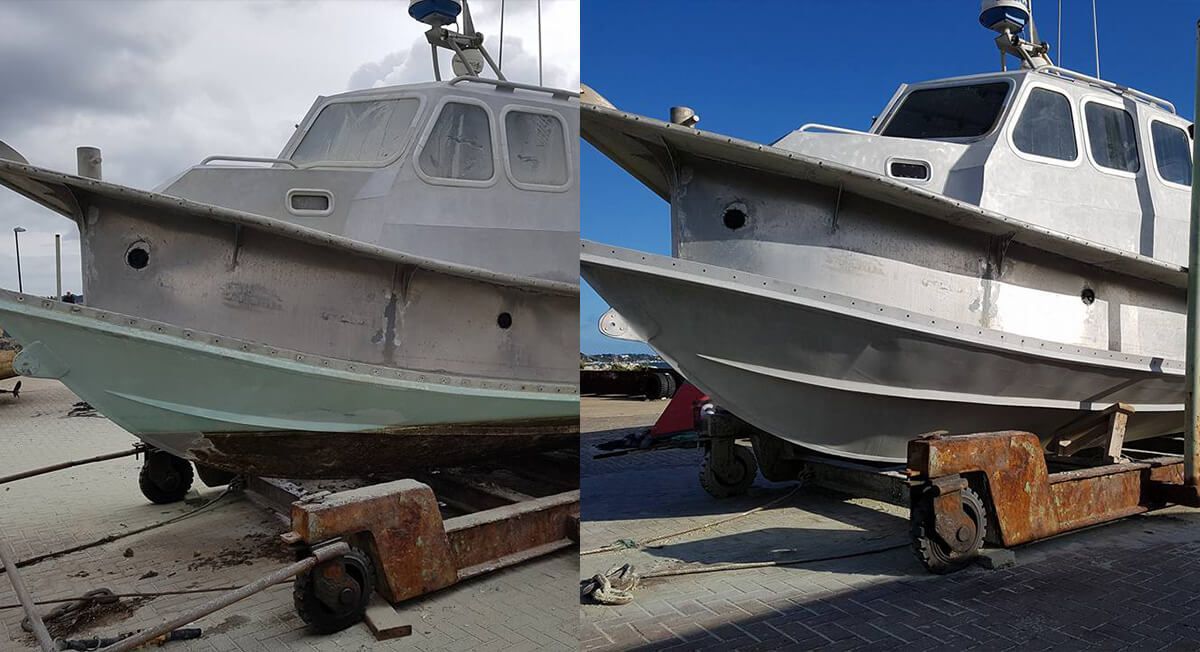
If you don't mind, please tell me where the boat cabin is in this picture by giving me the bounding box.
[157,77,579,283]
[774,66,1193,266]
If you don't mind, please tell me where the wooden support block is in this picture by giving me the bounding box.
[364,595,412,641]
[1053,403,1133,462]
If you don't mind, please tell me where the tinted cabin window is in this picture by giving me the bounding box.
[1151,121,1192,186]
[1013,88,1077,161]
[504,111,569,186]
[419,102,494,181]
[881,83,1010,139]
[292,99,420,164]
[1084,103,1140,173]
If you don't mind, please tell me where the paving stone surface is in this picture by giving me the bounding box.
[580,396,1200,651]
[0,378,577,651]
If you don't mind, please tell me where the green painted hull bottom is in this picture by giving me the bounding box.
[0,292,578,478]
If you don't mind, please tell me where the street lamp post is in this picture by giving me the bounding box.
[12,227,25,293]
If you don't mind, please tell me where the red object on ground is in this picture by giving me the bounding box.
[648,383,709,439]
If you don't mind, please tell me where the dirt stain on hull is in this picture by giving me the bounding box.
[187,418,579,478]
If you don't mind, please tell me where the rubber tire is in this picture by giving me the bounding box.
[643,372,673,400]
[138,451,194,504]
[911,487,987,575]
[662,373,678,399]
[294,549,376,634]
[750,434,807,482]
[699,444,758,498]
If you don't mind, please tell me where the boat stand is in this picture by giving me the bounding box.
[245,451,580,639]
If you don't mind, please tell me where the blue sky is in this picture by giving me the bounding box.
[579,0,1199,354]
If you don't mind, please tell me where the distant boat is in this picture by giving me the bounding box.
[0,0,579,479]
[581,1,1191,462]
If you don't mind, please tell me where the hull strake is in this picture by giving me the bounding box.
[581,241,1183,462]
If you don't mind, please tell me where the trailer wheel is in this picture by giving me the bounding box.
[138,450,194,504]
[911,487,987,574]
[294,548,376,634]
[700,444,757,498]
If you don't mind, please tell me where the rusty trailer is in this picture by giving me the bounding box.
[905,404,1200,573]
[249,451,581,636]
[701,406,1200,575]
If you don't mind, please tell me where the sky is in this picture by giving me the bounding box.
[579,0,1200,354]
[0,0,578,297]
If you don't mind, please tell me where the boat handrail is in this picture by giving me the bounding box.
[200,155,300,168]
[1036,66,1176,114]
[447,76,580,101]
[796,123,872,136]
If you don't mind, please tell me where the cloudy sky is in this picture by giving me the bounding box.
[0,0,578,297]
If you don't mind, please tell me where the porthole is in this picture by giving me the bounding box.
[723,206,747,230]
[1081,288,1096,305]
[497,312,513,329]
[125,241,150,270]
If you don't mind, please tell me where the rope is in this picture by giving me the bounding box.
[20,589,117,633]
[580,484,803,556]
[581,542,909,606]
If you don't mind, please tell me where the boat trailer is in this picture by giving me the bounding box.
[698,405,1200,574]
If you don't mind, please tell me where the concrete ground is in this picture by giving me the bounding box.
[580,395,1200,651]
[0,378,577,651]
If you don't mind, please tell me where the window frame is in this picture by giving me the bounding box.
[1147,117,1193,192]
[285,93,427,169]
[877,77,1015,143]
[412,95,501,189]
[498,104,574,193]
[1006,82,1082,168]
[1080,96,1142,179]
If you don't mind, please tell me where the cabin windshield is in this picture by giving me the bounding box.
[882,82,1010,140]
[291,98,421,164]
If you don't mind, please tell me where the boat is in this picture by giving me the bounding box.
[0,0,579,486]
[580,0,1193,463]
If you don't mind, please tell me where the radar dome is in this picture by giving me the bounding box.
[979,0,1030,34]
[409,0,462,28]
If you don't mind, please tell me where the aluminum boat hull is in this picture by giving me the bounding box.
[582,242,1184,463]
[0,160,578,476]
[0,291,577,477]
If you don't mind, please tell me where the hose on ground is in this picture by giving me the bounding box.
[0,482,242,575]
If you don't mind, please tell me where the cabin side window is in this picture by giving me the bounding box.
[291,99,420,164]
[418,102,495,181]
[1150,121,1192,187]
[503,110,569,188]
[880,82,1010,140]
[1084,103,1140,173]
[1012,88,1077,161]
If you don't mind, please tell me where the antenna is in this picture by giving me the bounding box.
[409,0,507,82]
[980,0,1053,70]
[498,0,505,72]
[537,0,543,87]
[1092,0,1101,77]
[1057,0,1062,68]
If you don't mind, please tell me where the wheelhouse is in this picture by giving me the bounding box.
[774,66,1193,265]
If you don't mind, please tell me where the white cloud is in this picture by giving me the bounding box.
[0,0,578,297]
